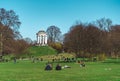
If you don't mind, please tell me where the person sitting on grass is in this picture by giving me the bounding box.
[78,60,85,67]
[80,61,85,67]
[56,64,62,70]
[45,63,52,70]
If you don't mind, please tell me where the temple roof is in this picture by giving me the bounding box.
[37,30,47,35]
[38,30,46,33]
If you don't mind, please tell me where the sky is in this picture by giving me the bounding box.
[0,0,120,40]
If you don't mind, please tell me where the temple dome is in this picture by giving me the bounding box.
[37,30,47,35]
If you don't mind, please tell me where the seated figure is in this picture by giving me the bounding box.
[56,64,62,70]
[80,61,85,67]
[45,64,52,70]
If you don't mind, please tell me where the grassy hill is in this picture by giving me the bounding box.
[27,46,57,57]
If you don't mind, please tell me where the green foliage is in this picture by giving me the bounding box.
[98,53,107,61]
[49,42,63,53]
[2,54,14,61]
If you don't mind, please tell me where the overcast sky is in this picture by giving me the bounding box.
[0,0,120,40]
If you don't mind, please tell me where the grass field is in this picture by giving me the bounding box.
[27,46,57,56]
[0,59,120,81]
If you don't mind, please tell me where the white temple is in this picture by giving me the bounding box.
[36,30,47,46]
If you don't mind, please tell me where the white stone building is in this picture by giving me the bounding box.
[36,30,47,46]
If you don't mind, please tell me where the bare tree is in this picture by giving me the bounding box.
[64,24,85,57]
[0,23,15,55]
[95,18,113,54]
[0,8,21,31]
[46,25,61,43]
[84,24,102,54]
[24,37,33,45]
[96,18,112,31]
[110,25,120,57]
[12,39,31,56]
[0,8,21,57]
[64,23,104,58]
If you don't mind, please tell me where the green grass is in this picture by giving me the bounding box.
[26,46,57,56]
[0,60,120,81]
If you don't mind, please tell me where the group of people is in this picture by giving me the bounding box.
[45,62,72,71]
[45,60,85,71]
[45,63,62,71]
[78,60,85,67]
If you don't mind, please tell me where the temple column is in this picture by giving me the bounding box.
[45,35,47,44]
[39,35,41,44]
[36,30,47,46]
[36,36,38,45]
[44,35,45,44]
[38,36,39,44]
[41,35,43,45]
[38,36,40,44]
[43,35,45,45]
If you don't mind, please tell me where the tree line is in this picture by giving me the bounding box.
[0,8,120,59]
[63,20,120,58]
[46,18,120,58]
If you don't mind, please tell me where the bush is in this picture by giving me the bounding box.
[98,54,107,61]
[40,53,76,62]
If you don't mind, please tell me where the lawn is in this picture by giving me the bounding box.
[0,59,120,81]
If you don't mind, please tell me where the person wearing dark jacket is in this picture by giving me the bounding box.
[45,64,52,70]
[56,64,62,70]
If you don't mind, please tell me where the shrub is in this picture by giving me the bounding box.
[98,53,107,61]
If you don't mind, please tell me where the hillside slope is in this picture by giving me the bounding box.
[27,46,57,56]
